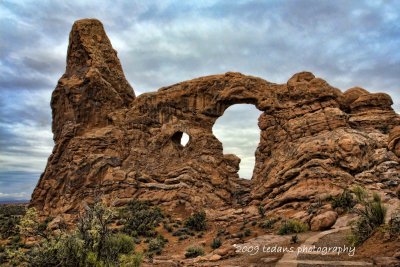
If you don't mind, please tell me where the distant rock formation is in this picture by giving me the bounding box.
[30,19,400,222]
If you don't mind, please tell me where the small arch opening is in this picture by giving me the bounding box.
[171,131,190,147]
[213,104,261,179]
[181,133,190,146]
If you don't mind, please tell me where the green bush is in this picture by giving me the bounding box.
[147,235,168,256]
[352,186,368,203]
[163,223,173,233]
[185,246,204,258]
[29,238,63,267]
[259,218,277,229]
[211,238,221,249]
[331,189,355,210]
[119,253,143,267]
[5,247,27,266]
[178,235,188,241]
[103,233,135,263]
[16,208,53,243]
[16,202,138,267]
[172,227,191,237]
[108,233,135,255]
[185,211,207,231]
[86,251,103,266]
[0,252,6,265]
[291,235,299,244]
[56,234,85,267]
[389,212,400,238]
[216,229,226,236]
[244,228,252,237]
[0,204,25,240]
[0,205,26,217]
[258,205,266,218]
[122,200,164,237]
[349,192,387,246]
[278,220,308,235]
[27,202,118,266]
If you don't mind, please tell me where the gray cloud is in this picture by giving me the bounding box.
[213,105,262,178]
[0,0,399,200]
[0,171,40,201]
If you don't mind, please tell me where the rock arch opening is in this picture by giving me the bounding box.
[213,104,262,179]
[171,131,190,147]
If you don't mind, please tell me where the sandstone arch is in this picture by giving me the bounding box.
[31,19,400,221]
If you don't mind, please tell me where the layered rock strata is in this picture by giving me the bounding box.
[31,19,400,220]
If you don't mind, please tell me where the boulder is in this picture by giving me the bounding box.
[310,211,338,231]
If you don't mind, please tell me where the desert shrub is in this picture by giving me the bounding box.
[10,235,21,246]
[259,218,277,229]
[365,193,386,226]
[81,204,138,265]
[352,186,368,202]
[77,202,115,262]
[278,219,308,235]
[4,201,141,267]
[185,211,207,231]
[244,228,252,237]
[122,200,164,237]
[56,234,85,267]
[119,253,143,267]
[103,233,135,263]
[5,247,27,266]
[211,238,222,249]
[0,205,26,216]
[172,227,191,237]
[349,192,387,246]
[331,189,355,210]
[0,252,6,264]
[0,215,20,239]
[28,238,63,267]
[19,208,46,239]
[163,223,173,233]
[354,193,386,226]
[85,251,104,267]
[217,229,226,236]
[236,232,244,238]
[307,200,323,215]
[3,213,64,267]
[110,233,135,254]
[28,202,118,266]
[185,246,204,258]
[40,203,137,266]
[388,211,400,238]
[178,235,188,241]
[147,235,168,256]
[0,204,26,239]
[291,235,299,244]
[258,205,266,218]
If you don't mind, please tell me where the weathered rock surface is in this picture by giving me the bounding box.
[31,19,400,221]
[310,211,338,231]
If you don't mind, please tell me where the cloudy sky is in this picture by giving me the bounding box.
[0,0,399,201]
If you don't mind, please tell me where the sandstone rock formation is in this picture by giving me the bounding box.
[310,211,338,231]
[31,19,400,222]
